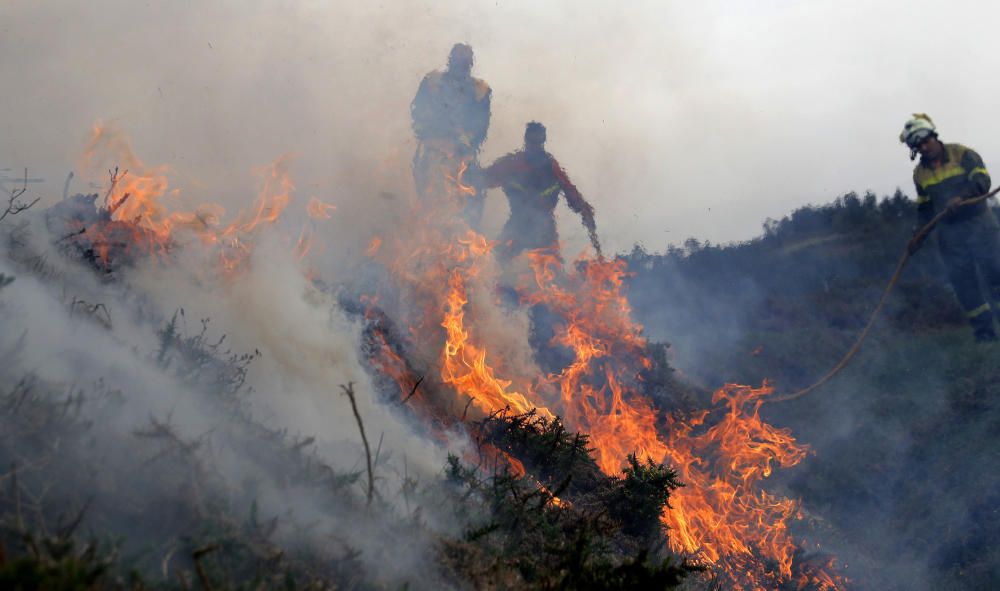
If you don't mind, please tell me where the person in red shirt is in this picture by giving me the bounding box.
[481,122,601,263]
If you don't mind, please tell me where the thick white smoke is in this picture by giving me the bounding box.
[0,204,465,587]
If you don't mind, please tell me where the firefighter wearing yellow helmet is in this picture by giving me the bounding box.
[902,113,1000,342]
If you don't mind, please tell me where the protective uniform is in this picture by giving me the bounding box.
[482,150,598,263]
[410,58,491,228]
[912,142,1000,340]
[410,70,491,153]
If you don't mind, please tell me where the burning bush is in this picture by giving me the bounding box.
[440,427,696,590]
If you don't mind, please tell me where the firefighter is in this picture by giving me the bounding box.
[481,121,601,264]
[902,113,1000,342]
[410,43,491,228]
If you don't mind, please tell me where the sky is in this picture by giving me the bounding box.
[2,0,999,254]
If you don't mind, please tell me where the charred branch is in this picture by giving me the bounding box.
[62,171,74,200]
[0,168,40,223]
[340,382,374,507]
[68,296,112,329]
[107,191,131,217]
[102,167,127,210]
[399,374,424,405]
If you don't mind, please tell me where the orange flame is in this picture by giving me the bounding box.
[79,121,846,589]
[75,124,310,275]
[306,196,338,219]
[441,267,550,419]
[446,159,477,196]
[365,191,846,588]
[661,384,807,585]
[294,225,314,261]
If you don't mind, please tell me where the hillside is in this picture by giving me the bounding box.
[4,177,998,590]
[625,191,1000,590]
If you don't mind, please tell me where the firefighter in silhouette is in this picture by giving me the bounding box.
[902,113,1000,342]
[482,121,601,264]
[481,122,602,374]
[410,43,491,228]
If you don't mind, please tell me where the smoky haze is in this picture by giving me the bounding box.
[5,2,999,588]
[7,0,1000,256]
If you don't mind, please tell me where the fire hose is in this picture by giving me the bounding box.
[769,186,1000,404]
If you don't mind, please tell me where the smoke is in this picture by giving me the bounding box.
[6,1,1000,587]
[1,5,616,580]
[626,253,766,383]
[9,0,1000,255]
[0,203,467,586]
[17,0,986,256]
[623,206,1000,590]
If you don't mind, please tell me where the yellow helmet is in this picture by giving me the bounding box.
[900,113,937,160]
[900,113,937,147]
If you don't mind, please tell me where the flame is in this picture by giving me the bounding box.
[796,557,849,590]
[511,252,838,587]
[307,196,337,219]
[74,124,313,275]
[661,384,807,584]
[78,121,175,263]
[221,155,294,236]
[75,122,847,589]
[363,159,847,588]
[445,159,477,196]
[294,225,314,261]
[441,267,550,419]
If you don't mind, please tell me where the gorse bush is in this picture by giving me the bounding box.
[442,411,697,590]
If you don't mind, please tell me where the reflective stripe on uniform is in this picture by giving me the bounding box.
[917,164,966,190]
[968,166,989,179]
[539,183,561,198]
[916,195,931,204]
[966,302,991,318]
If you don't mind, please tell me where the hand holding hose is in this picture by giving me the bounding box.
[908,196,966,255]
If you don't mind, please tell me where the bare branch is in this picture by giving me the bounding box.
[103,166,128,209]
[461,397,475,421]
[69,296,113,329]
[107,192,131,216]
[340,382,374,507]
[192,544,219,591]
[0,168,40,222]
[62,171,74,200]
